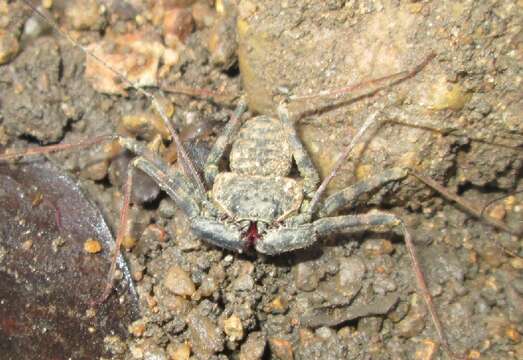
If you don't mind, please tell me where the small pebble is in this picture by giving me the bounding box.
[119,113,170,141]
[298,328,316,346]
[294,261,322,291]
[239,332,266,360]
[188,312,225,356]
[510,258,523,270]
[467,350,481,359]
[84,238,102,254]
[64,0,105,31]
[104,335,128,355]
[80,160,109,181]
[21,239,33,251]
[233,273,254,291]
[163,265,196,297]
[427,78,471,111]
[480,246,504,268]
[336,257,365,300]
[159,198,177,218]
[164,295,191,316]
[363,239,394,256]
[143,224,167,244]
[23,13,51,40]
[208,15,237,68]
[128,319,146,337]
[167,342,191,360]
[192,2,216,28]
[488,203,506,221]
[172,211,202,250]
[504,195,516,210]
[122,234,137,250]
[396,295,427,338]
[268,337,293,360]
[315,327,336,340]
[264,296,288,314]
[0,30,19,64]
[223,314,244,341]
[506,325,521,342]
[143,344,168,360]
[163,8,194,47]
[198,275,217,297]
[414,339,438,360]
[132,270,143,282]
[85,37,164,95]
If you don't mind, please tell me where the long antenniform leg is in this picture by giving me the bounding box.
[92,164,134,305]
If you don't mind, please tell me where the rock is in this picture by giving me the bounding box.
[171,209,202,250]
[414,339,438,360]
[167,342,191,360]
[198,275,217,298]
[362,239,394,256]
[480,246,505,268]
[64,0,106,31]
[129,339,168,360]
[128,319,146,337]
[240,332,266,360]
[426,78,471,111]
[511,258,523,270]
[159,199,177,218]
[336,257,366,300]
[187,312,224,356]
[488,203,507,221]
[192,2,216,29]
[264,296,288,314]
[163,8,194,47]
[372,274,397,296]
[118,112,171,141]
[85,34,165,95]
[104,335,127,355]
[396,294,427,338]
[163,265,196,297]
[83,238,102,254]
[315,327,336,340]
[80,160,109,181]
[268,337,293,360]
[0,30,19,64]
[163,294,191,317]
[208,14,237,69]
[234,0,517,204]
[233,274,254,291]
[143,344,168,360]
[109,153,162,205]
[23,11,51,40]
[223,314,244,342]
[294,262,322,292]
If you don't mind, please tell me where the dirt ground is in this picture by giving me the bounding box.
[0,0,522,359]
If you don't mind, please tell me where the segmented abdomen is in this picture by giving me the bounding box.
[229,116,292,177]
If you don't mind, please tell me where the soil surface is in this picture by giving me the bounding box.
[0,1,522,360]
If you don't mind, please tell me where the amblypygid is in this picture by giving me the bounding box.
[2,2,522,359]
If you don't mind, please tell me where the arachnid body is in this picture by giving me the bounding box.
[128,102,409,257]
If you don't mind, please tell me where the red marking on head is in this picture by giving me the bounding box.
[244,222,261,248]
